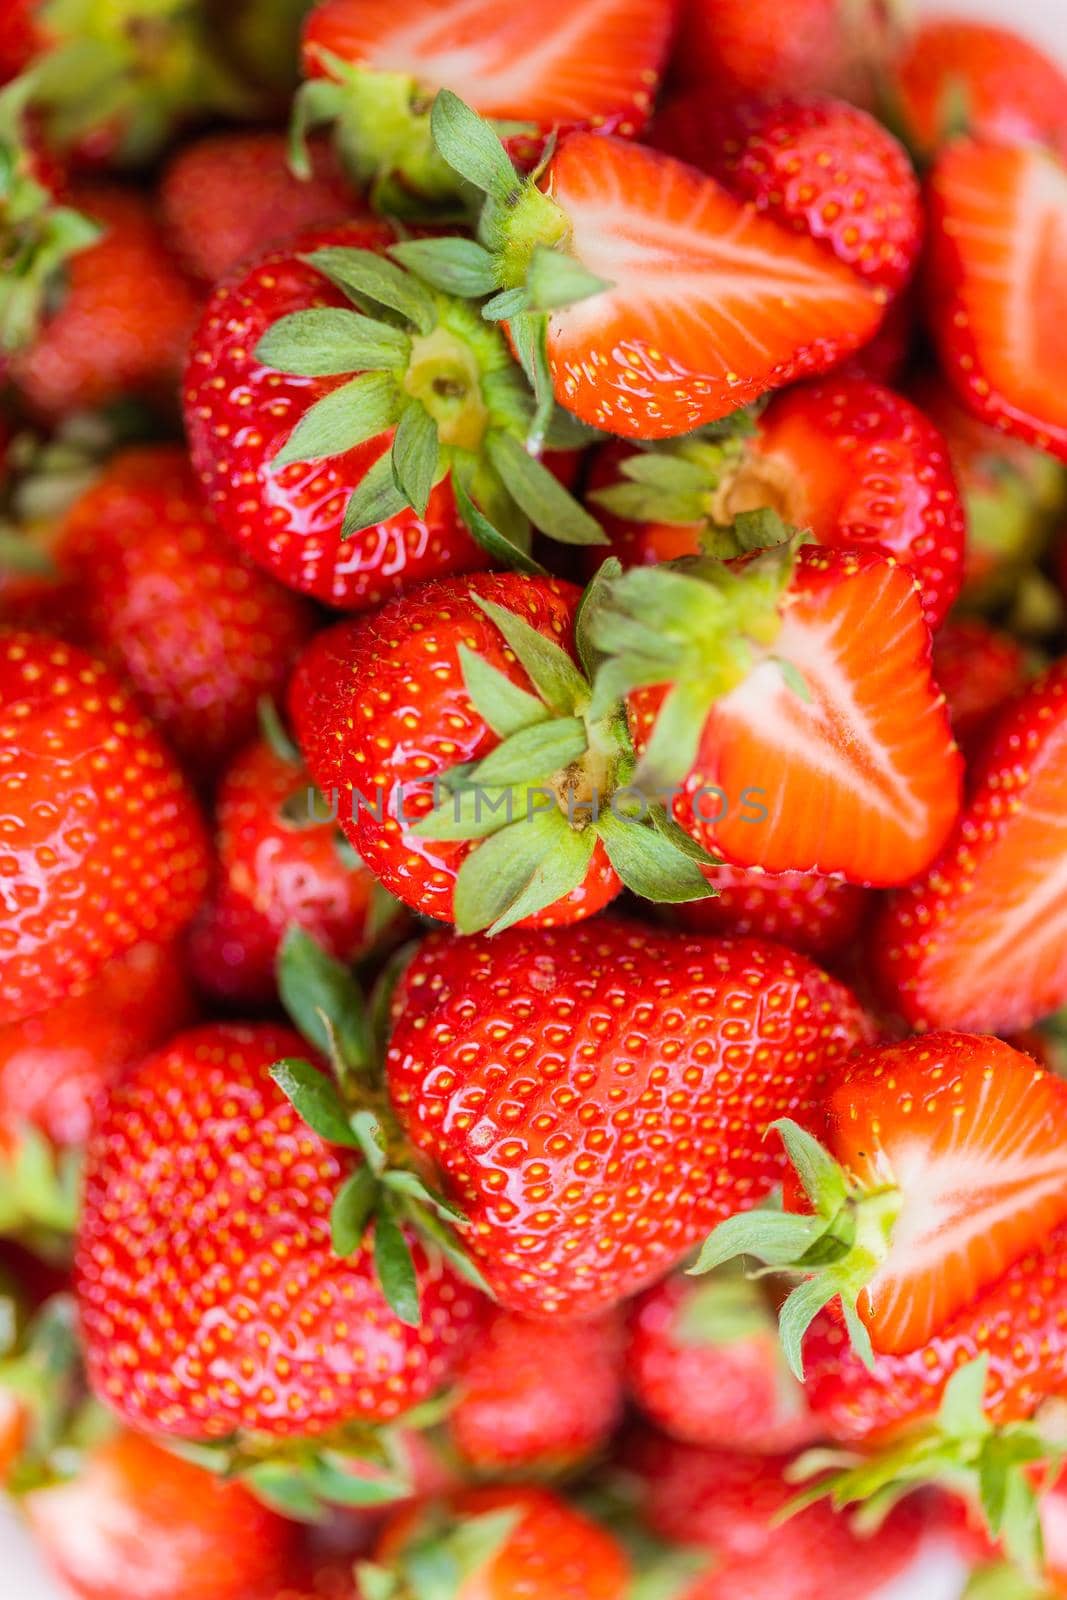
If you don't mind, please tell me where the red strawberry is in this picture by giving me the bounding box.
[161,131,358,285]
[24,1429,298,1600]
[372,1485,630,1600]
[628,1431,927,1600]
[54,445,317,774]
[593,543,961,885]
[926,138,1067,464]
[653,92,922,298]
[0,0,37,83]
[451,1306,625,1472]
[932,618,1029,758]
[289,570,725,933]
[664,865,867,959]
[700,1032,1067,1366]
[872,660,1067,1034]
[189,727,404,1008]
[0,631,210,1026]
[184,223,603,610]
[585,375,966,630]
[76,1020,484,1441]
[385,918,871,1318]
[839,285,915,386]
[299,0,677,212]
[670,0,905,110]
[11,184,200,420]
[894,19,1067,162]
[625,1269,821,1454]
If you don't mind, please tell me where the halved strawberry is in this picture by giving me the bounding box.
[696,1032,1067,1367]
[298,0,677,213]
[872,659,1067,1035]
[590,542,961,885]
[422,99,884,439]
[926,137,1067,463]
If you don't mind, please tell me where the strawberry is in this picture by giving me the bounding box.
[839,285,915,386]
[161,131,358,285]
[872,660,1067,1034]
[625,1268,821,1453]
[932,618,1029,758]
[590,542,961,885]
[385,918,871,1318]
[669,0,905,110]
[189,721,405,1008]
[75,1018,485,1445]
[184,222,604,610]
[0,631,210,1027]
[584,375,966,630]
[0,1,37,83]
[450,1306,625,1472]
[0,938,194,1238]
[664,868,867,959]
[24,1429,299,1600]
[926,137,1067,464]
[893,19,1067,162]
[297,0,677,214]
[11,184,200,420]
[652,92,922,299]
[288,570,727,933]
[54,445,318,775]
[697,1032,1067,1369]
[371,1485,630,1600]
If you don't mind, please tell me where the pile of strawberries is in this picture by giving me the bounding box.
[3,1,1067,1597]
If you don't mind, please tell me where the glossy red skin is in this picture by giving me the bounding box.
[671,0,901,108]
[161,131,358,284]
[803,1221,1067,1445]
[932,618,1029,760]
[377,1485,630,1600]
[184,222,488,611]
[629,1431,926,1599]
[0,0,41,83]
[895,19,1067,160]
[289,572,621,929]
[625,1273,821,1453]
[451,1306,625,1471]
[24,1430,297,1600]
[0,632,210,1027]
[653,92,921,297]
[189,736,397,1007]
[385,920,872,1319]
[586,377,965,631]
[664,867,867,960]
[0,938,194,1152]
[76,1022,484,1439]
[11,185,201,421]
[873,660,1067,1034]
[838,285,915,385]
[56,446,318,775]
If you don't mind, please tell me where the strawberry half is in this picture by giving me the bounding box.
[696,1032,1067,1369]
[872,659,1067,1035]
[926,137,1067,464]
[298,0,677,214]
[588,541,961,885]
[420,96,884,439]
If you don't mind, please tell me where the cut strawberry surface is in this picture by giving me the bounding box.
[927,138,1067,463]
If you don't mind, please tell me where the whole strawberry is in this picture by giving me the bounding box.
[385,919,871,1318]
[55,446,318,775]
[0,631,210,1026]
[76,1020,485,1443]
[585,376,966,631]
[932,618,1029,758]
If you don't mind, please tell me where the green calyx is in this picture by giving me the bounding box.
[28,0,258,165]
[0,1292,114,1495]
[583,526,804,791]
[787,1356,1063,1582]
[689,1118,902,1380]
[0,1126,81,1253]
[270,928,491,1330]
[412,567,722,935]
[254,242,605,569]
[359,1504,523,1600]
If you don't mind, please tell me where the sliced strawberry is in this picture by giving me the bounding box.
[927,138,1067,463]
[872,660,1067,1034]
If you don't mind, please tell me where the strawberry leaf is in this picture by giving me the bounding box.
[391,402,440,517]
[486,430,606,547]
[244,1461,326,1523]
[525,244,612,311]
[277,926,372,1075]
[342,450,413,537]
[350,1110,389,1177]
[597,808,715,904]
[452,477,546,576]
[467,717,587,787]
[389,238,498,298]
[410,1204,492,1296]
[412,783,527,842]
[255,309,410,377]
[374,1200,421,1327]
[458,644,550,739]
[257,696,301,766]
[304,247,436,335]
[429,90,521,205]
[269,1059,362,1150]
[574,558,623,680]
[453,808,596,934]
[272,372,399,469]
[474,595,589,714]
[331,1166,378,1258]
